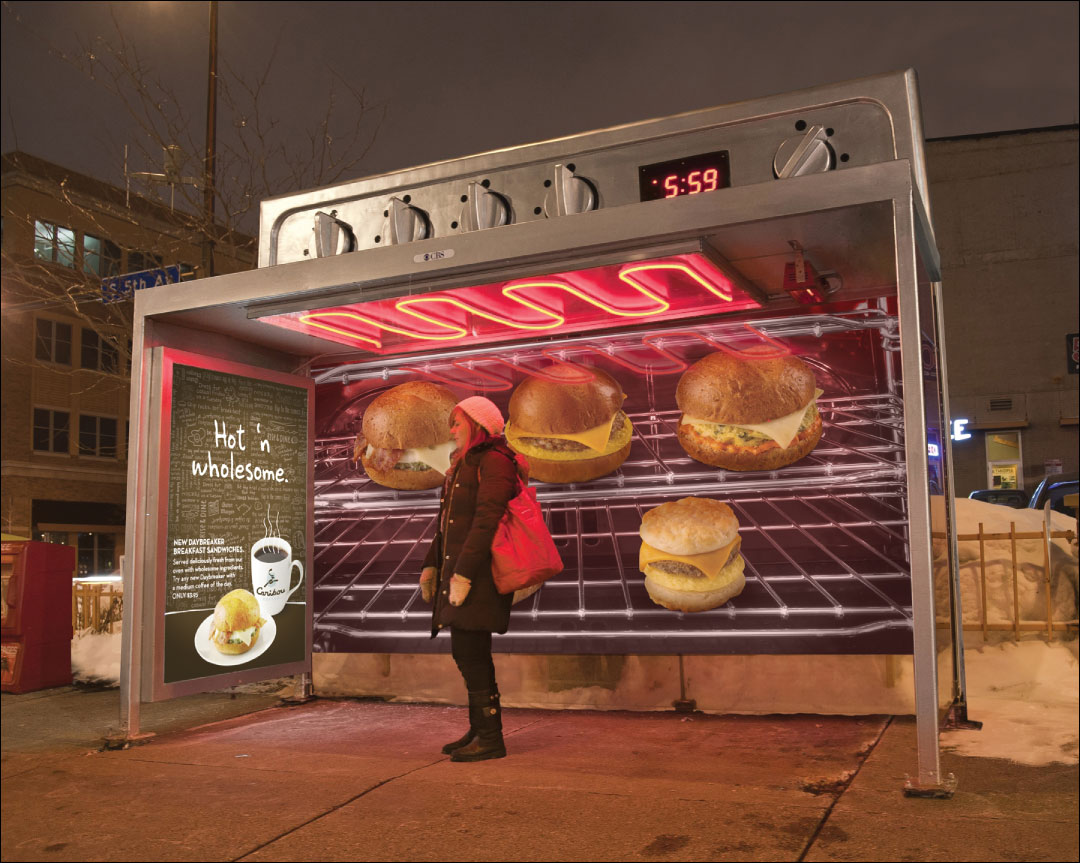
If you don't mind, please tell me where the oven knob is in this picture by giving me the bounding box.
[544,164,597,217]
[312,211,356,257]
[460,182,511,231]
[773,124,833,178]
[387,196,431,243]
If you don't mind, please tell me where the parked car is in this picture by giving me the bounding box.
[968,489,1029,508]
[1027,472,1079,518]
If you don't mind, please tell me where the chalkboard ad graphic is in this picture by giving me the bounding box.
[161,355,311,688]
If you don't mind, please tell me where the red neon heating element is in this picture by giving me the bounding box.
[299,262,723,345]
[262,252,760,356]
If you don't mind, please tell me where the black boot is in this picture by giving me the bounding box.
[451,690,505,762]
[441,697,480,755]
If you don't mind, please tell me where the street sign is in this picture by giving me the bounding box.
[102,265,182,304]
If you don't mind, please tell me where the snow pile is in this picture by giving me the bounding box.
[933,497,1078,626]
[71,628,122,686]
[942,640,1079,766]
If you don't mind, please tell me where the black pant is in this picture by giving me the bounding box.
[450,628,496,692]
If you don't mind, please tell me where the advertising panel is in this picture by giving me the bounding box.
[309,306,915,656]
[156,351,313,691]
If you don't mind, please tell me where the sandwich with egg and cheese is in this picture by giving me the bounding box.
[505,365,633,484]
[675,351,822,471]
[209,589,266,655]
[639,497,745,612]
[353,381,459,490]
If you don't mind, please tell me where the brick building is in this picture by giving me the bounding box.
[1,151,253,574]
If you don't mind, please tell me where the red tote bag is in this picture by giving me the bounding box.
[491,456,563,596]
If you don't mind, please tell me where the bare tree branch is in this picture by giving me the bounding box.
[2,1,383,351]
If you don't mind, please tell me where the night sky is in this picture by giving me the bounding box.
[3,1,1078,219]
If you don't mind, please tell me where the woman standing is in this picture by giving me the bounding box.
[420,396,521,762]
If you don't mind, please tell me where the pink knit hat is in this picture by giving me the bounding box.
[454,396,505,435]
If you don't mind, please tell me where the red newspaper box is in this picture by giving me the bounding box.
[1,540,75,692]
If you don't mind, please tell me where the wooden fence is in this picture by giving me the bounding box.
[934,522,1078,641]
[72,581,123,633]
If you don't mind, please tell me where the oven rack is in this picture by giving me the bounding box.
[310,308,900,386]
[311,483,912,655]
[315,393,906,510]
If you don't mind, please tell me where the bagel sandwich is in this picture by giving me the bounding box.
[353,381,459,490]
[505,366,633,484]
[676,351,822,471]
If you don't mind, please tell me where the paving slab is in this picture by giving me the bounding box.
[804,808,1080,863]
[0,747,385,863]
[414,709,886,807]
[805,717,1080,862]
[124,700,533,777]
[241,777,827,863]
[1,750,59,781]
[1,685,282,752]
[3,697,1077,863]
[830,717,1079,822]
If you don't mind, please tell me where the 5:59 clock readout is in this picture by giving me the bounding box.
[638,150,731,202]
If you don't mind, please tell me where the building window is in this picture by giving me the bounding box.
[986,431,1024,490]
[77,532,117,576]
[35,319,73,365]
[33,408,70,454]
[36,531,71,546]
[33,220,76,268]
[83,235,122,277]
[126,250,163,272]
[79,415,118,458]
[80,329,119,373]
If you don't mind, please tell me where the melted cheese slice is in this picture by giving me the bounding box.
[506,413,619,454]
[229,625,258,646]
[365,441,455,475]
[213,624,258,646]
[401,441,455,475]
[639,535,741,580]
[683,389,822,450]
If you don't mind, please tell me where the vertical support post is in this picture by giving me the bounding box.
[978,523,987,639]
[928,276,966,717]
[894,184,947,794]
[1010,522,1020,641]
[1043,506,1054,641]
[117,317,154,747]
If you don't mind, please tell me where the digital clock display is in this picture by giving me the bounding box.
[638,150,731,202]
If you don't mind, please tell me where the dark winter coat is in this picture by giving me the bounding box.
[423,439,519,636]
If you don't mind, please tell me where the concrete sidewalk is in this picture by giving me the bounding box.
[2,688,1077,862]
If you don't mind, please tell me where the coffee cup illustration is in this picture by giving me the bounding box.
[250,537,303,616]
